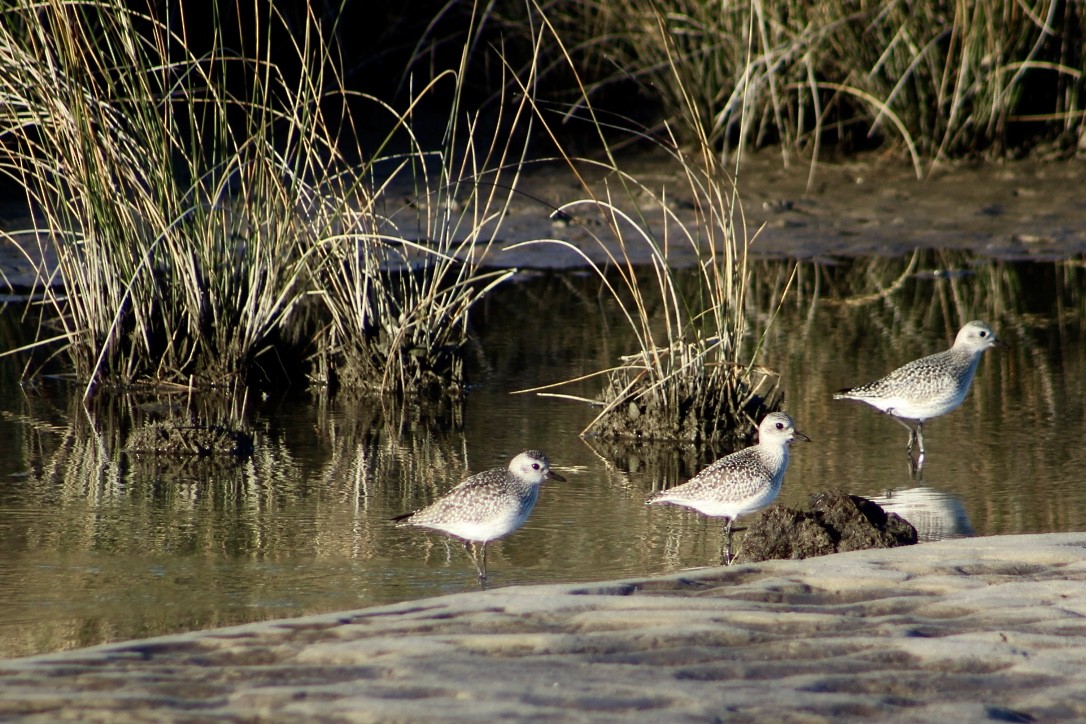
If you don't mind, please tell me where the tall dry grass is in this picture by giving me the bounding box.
[0,0,524,400]
[0,0,354,394]
[310,53,532,397]
[510,8,787,445]
[516,0,1084,172]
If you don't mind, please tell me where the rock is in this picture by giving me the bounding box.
[737,488,917,562]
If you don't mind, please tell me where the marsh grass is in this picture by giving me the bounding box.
[310,62,531,396]
[525,0,1084,170]
[0,0,352,393]
[0,0,524,400]
[510,9,785,445]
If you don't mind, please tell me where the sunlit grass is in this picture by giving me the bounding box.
[510,8,786,445]
[310,63,530,396]
[521,0,1084,171]
[0,0,522,400]
[0,0,352,393]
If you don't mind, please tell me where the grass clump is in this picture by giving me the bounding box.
[311,68,532,397]
[0,0,522,399]
[513,11,784,445]
[512,0,1085,167]
[0,0,354,393]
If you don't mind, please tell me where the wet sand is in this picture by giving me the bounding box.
[3,533,1086,720]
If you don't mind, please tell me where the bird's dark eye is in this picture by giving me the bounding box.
[532,463,541,470]
[776,422,784,430]
[979,330,988,337]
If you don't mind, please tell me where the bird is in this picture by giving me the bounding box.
[648,411,809,564]
[833,320,1000,466]
[393,450,565,582]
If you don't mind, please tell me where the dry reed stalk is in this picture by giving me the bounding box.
[507,6,786,444]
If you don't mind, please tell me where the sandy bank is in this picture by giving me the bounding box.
[2,533,1086,720]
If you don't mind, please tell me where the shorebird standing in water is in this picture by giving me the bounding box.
[648,412,809,565]
[394,450,565,583]
[834,320,1000,469]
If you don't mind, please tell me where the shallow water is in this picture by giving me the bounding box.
[0,251,1083,657]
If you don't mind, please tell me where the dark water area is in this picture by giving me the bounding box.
[0,251,1083,658]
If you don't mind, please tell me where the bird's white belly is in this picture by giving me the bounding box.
[877,389,966,420]
[676,483,781,520]
[428,509,525,542]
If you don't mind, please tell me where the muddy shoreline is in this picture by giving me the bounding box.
[3,154,1085,296]
[460,151,1086,268]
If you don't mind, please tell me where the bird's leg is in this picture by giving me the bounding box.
[476,544,489,591]
[886,411,923,471]
[915,427,926,472]
[465,541,488,583]
[720,518,735,566]
[887,411,918,454]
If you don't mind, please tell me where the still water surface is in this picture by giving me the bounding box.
[0,252,1083,657]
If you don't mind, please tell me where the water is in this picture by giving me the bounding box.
[0,252,1083,658]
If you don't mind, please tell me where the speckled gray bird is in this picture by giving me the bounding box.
[834,320,999,464]
[393,450,565,581]
[648,412,809,564]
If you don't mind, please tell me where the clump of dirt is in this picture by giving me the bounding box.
[737,489,917,563]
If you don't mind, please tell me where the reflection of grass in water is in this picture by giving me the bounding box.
[1,383,468,655]
[751,250,1086,331]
